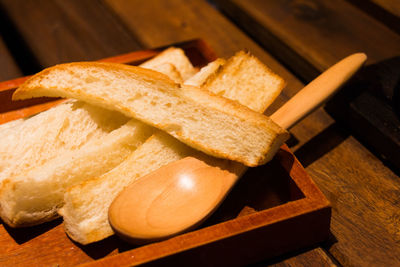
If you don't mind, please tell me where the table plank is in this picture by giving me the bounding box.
[347,0,400,35]
[213,0,400,81]
[104,0,298,75]
[0,0,143,70]
[304,134,400,266]
[268,247,337,267]
[0,22,24,112]
[370,0,400,17]
[0,35,22,81]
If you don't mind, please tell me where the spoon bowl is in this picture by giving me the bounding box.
[108,156,238,243]
[109,53,367,244]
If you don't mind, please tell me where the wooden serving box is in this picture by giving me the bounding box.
[0,39,331,266]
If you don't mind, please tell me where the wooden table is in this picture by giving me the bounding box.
[0,0,399,266]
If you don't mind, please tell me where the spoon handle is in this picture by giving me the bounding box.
[271,53,367,129]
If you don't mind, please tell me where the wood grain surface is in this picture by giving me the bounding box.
[214,0,400,81]
[268,247,337,267]
[0,0,399,265]
[347,0,400,35]
[0,0,143,70]
[370,0,400,17]
[0,35,22,81]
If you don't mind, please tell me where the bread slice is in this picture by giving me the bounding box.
[13,62,289,166]
[140,47,196,80]
[0,116,24,130]
[145,63,182,83]
[59,55,207,244]
[202,51,285,112]
[0,48,188,186]
[186,51,285,112]
[140,47,196,83]
[184,58,226,86]
[60,131,195,243]
[60,53,287,244]
[0,49,189,227]
[0,100,129,184]
[0,120,153,227]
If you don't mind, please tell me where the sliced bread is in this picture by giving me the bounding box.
[0,49,189,227]
[140,47,196,80]
[60,131,195,243]
[202,51,285,112]
[0,120,153,227]
[0,100,129,184]
[145,63,182,83]
[184,58,226,86]
[60,52,287,244]
[13,62,289,166]
[0,47,189,186]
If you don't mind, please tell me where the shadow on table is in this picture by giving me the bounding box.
[1,217,62,244]
[294,122,350,168]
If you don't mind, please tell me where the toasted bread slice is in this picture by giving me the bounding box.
[13,62,289,166]
[60,53,287,244]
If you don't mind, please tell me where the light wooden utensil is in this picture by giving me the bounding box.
[109,53,367,244]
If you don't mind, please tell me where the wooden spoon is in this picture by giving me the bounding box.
[109,53,367,244]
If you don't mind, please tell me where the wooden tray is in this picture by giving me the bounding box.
[0,39,331,266]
